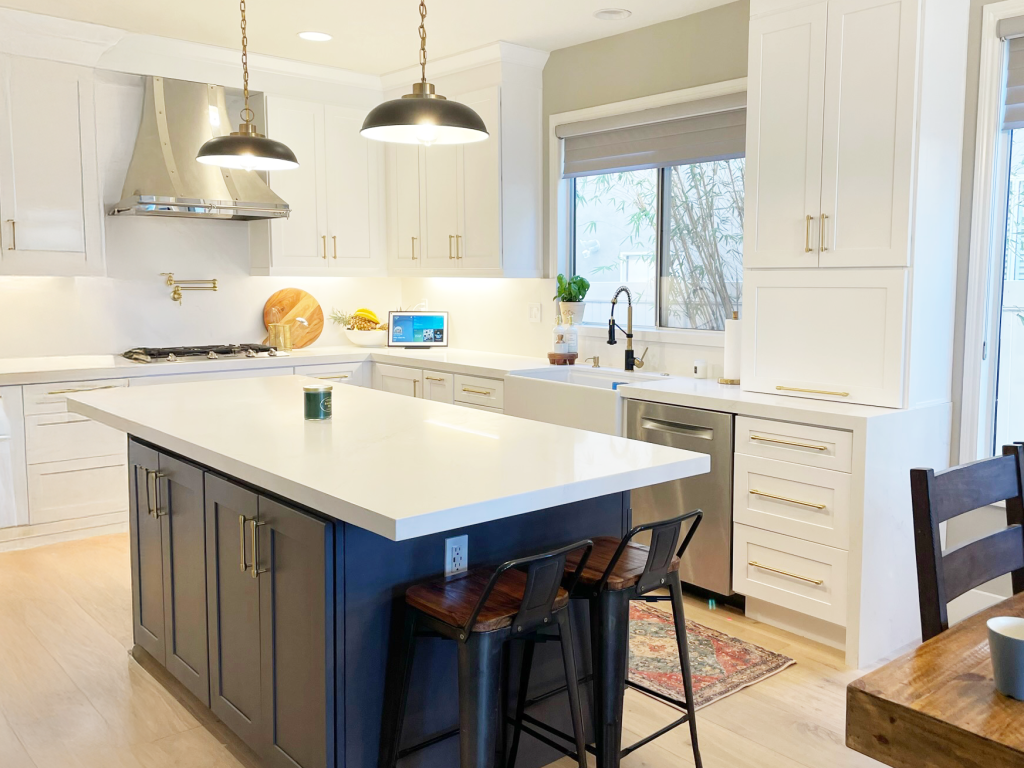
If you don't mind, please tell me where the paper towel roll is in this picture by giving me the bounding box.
[722,314,742,383]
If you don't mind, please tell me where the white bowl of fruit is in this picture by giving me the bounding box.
[331,308,388,347]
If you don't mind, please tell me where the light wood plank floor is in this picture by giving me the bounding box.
[0,533,881,768]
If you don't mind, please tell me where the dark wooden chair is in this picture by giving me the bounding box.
[911,442,1024,641]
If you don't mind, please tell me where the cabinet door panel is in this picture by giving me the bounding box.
[819,0,914,267]
[740,268,907,407]
[422,145,459,269]
[325,106,374,269]
[266,97,327,270]
[457,87,502,270]
[258,496,332,768]
[372,363,421,397]
[389,144,421,266]
[422,370,454,404]
[128,440,164,663]
[205,473,263,748]
[744,5,827,269]
[159,454,209,705]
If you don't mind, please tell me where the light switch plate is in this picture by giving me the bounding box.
[528,303,542,323]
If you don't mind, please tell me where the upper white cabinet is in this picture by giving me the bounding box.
[250,96,385,276]
[0,55,104,276]
[388,86,504,274]
[744,0,914,269]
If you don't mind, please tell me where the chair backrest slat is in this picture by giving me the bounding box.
[911,443,1024,641]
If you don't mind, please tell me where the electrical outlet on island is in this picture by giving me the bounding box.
[445,535,468,578]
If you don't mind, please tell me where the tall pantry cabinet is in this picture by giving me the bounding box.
[740,0,968,408]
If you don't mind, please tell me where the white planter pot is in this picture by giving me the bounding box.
[559,301,587,322]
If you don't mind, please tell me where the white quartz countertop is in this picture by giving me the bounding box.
[0,346,549,386]
[618,377,901,429]
[68,376,710,540]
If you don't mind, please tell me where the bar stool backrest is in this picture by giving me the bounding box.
[464,539,594,639]
[596,509,704,595]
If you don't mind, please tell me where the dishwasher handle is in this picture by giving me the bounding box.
[639,417,715,441]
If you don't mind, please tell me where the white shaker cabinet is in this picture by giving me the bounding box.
[421,370,455,404]
[250,97,384,276]
[372,363,422,398]
[421,144,461,270]
[456,87,502,271]
[744,0,914,269]
[0,55,103,276]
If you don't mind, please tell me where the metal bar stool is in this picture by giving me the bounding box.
[508,509,704,768]
[378,539,594,768]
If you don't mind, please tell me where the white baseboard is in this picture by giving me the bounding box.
[0,510,129,553]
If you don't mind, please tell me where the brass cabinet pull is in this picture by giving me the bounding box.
[411,236,417,260]
[144,469,157,517]
[6,220,14,251]
[462,386,491,396]
[47,385,117,395]
[820,213,828,252]
[804,215,813,253]
[153,472,168,517]
[425,376,445,382]
[750,434,828,451]
[145,470,166,517]
[238,515,250,572]
[332,235,337,259]
[315,375,349,380]
[749,560,824,585]
[250,519,267,579]
[750,489,826,510]
[456,234,463,259]
[322,235,327,259]
[412,379,418,397]
[775,385,849,397]
[449,234,455,259]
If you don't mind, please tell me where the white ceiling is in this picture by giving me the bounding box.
[0,0,736,76]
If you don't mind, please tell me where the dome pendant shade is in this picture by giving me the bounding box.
[361,83,488,146]
[197,123,299,172]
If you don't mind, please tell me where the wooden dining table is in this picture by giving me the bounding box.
[846,593,1024,768]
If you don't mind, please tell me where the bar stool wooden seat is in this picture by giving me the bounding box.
[508,510,704,768]
[378,540,594,768]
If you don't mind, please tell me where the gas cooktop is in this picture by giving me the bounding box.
[123,343,280,364]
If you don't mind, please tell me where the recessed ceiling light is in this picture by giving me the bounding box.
[594,8,632,20]
[298,31,332,42]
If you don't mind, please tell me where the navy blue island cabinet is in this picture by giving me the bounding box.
[127,437,629,768]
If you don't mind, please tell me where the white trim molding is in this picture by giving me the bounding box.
[380,41,549,91]
[960,0,1024,463]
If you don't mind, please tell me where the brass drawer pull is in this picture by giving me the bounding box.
[425,376,445,382]
[315,375,349,380]
[238,515,250,572]
[456,234,462,259]
[776,385,849,397]
[332,234,337,259]
[449,234,455,259]
[750,489,826,510]
[145,469,157,517]
[749,561,824,585]
[322,235,327,259]
[145,470,166,517]
[46,385,118,395]
[750,435,828,451]
[411,236,417,260]
[6,219,14,250]
[820,213,828,252]
[250,519,267,579]
[462,387,491,396]
[804,215,813,253]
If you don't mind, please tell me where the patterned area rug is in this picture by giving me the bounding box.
[628,601,795,710]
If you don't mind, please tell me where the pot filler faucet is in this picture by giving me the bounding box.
[608,286,647,371]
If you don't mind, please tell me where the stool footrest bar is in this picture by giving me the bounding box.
[395,726,460,759]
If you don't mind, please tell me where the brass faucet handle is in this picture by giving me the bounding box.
[634,347,649,369]
[585,356,600,368]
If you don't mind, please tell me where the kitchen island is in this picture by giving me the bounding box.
[68,376,708,768]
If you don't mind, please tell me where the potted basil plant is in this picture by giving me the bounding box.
[554,274,590,322]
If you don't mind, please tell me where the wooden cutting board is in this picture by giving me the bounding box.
[262,288,324,349]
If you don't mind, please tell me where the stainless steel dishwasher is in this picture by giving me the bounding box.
[625,400,734,595]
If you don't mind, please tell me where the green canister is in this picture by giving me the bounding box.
[303,383,333,420]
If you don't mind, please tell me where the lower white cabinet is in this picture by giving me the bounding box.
[741,268,907,407]
[26,412,125,464]
[732,523,848,627]
[294,362,368,388]
[373,363,422,398]
[422,370,454,404]
[371,364,504,411]
[28,456,128,525]
[454,374,504,409]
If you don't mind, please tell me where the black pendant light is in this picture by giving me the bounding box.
[197,0,299,171]
[361,0,489,146]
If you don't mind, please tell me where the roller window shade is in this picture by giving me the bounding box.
[1004,25,1024,131]
[560,106,746,179]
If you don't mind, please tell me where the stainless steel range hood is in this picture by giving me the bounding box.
[110,77,290,221]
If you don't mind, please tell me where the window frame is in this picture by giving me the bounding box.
[548,78,747,349]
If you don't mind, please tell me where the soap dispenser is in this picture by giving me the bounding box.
[565,314,579,354]
[552,314,569,353]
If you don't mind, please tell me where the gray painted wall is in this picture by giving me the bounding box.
[540,1,750,259]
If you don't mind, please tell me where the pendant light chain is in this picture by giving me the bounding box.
[239,0,254,125]
[418,0,428,84]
